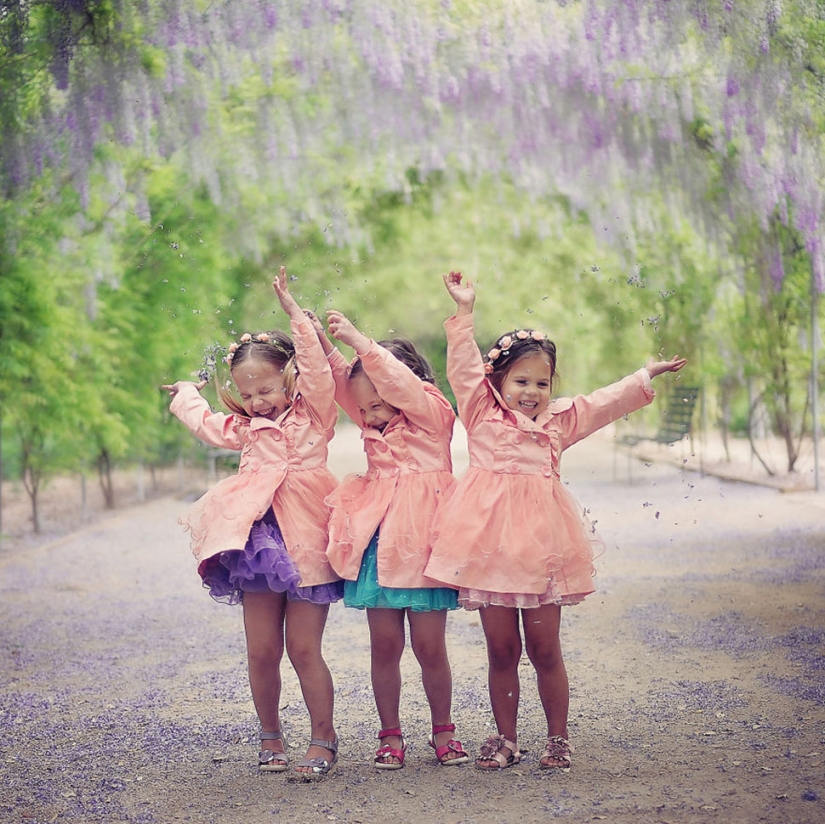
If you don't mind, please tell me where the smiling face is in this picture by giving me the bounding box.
[349,373,397,432]
[232,356,289,420]
[499,352,554,420]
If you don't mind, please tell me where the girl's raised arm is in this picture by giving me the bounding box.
[273,266,304,323]
[274,267,337,429]
[326,310,447,432]
[324,310,374,424]
[161,379,207,398]
[645,355,688,378]
[326,310,371,356]
[442,270,475,316]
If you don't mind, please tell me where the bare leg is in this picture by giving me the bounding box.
[367,607,406,764]
[284,600,336,770]
[408,609,463,762]
[477,605,522,768]
[522,603,570,767]
[243,591,287,757]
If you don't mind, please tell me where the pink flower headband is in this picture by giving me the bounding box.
[484,329,547,374]
[224,332,273,364]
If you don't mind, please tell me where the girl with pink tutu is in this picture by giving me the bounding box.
[425,271,686,772]
[161,268,341,782]
[311,308,469,770]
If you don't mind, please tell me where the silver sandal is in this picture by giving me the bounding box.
[287,736,339,782]
[258,729,289,772]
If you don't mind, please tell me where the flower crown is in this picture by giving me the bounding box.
[224,332,274,364]
[484,329,547,374]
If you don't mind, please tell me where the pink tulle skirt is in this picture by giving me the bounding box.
[458,584,587,611]
[199,510,343,606]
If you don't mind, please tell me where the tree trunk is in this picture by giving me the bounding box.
[98,450,116,509]
[0,405,3,542]
[22,461,42,534]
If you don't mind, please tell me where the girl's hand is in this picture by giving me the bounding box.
[304,309,335,355]
[161,379,207,398]
[442,270,475,315]
[304,309,324,336]
[645,355,688,379]
[326,309,371,354]
[273,266,302,319]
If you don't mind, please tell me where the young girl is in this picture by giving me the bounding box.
[161,268,342,782]
[425,271,686,772]
[312,308,469,769]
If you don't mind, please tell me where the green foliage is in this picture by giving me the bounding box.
[0,178,91,495]
[3,0,825,513]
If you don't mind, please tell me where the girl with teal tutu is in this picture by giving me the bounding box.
[312,309,469,770]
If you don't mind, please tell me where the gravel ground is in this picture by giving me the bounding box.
[1,425,824,824]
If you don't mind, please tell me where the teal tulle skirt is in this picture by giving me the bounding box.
[344,533,458,612]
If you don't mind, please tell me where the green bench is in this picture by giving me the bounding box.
[620,385,701,447]
[614,385,701,480]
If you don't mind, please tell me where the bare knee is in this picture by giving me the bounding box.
[486,638,522,672]
[371,632,405,665]
[247,640,284,673]
[524,638,564,673]
[285,635,322,673]
[410,635,449,670]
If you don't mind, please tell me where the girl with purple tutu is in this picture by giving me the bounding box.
[162,267,342,782]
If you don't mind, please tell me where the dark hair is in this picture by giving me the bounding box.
[349,338,436,385]
[484,329,558,395]
[219,330,296,416]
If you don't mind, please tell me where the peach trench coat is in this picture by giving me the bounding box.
[424,313,655,598]
[169,316,340,587]
[325,342,456,589]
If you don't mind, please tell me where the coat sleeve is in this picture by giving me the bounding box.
[291,314,338,433]
[359,341,450,433]
[327,346,363,425]
[556,369,655,450]
[169,384,244,450]
[444,313,495,430]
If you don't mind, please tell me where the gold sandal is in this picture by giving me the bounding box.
[539,735,573,772]
[475,734,520,770]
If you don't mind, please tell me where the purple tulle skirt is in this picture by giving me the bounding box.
[200,510,343,606]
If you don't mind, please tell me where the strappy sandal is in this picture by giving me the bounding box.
[287,736,338,782]
[428,723,470,766]
[475,734,521,770]
[258,729,289,773]
[374,727,406,770]
[539,735,573,772]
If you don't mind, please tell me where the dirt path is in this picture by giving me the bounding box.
[1,426,824,824]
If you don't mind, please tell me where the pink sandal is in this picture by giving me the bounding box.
[374,727,406,770]
[428,723,470,766]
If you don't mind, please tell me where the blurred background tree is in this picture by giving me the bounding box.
[1,0,823,531]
